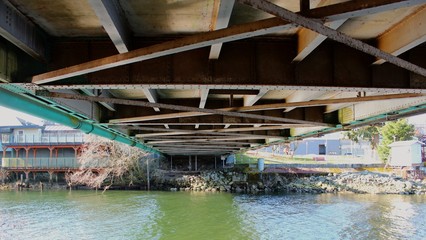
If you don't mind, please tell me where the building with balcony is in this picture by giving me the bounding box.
[0,118,84,183]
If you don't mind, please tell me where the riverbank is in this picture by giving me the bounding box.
[2,170,426,195]
[0,181,68,191]
[152,170,426,195]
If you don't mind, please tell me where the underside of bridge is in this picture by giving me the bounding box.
[0,0,425,157]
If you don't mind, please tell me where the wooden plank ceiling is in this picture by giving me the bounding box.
[1,0,426,156]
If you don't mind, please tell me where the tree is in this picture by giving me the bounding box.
[344,125,380,151]
[66,135,155,190]
[378,119,415,161]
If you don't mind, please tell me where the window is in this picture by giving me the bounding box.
[1,134,10,143]
[17,130,24,142]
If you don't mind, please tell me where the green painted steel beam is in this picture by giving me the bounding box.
[242,103,426,153]
[0,87,162,155]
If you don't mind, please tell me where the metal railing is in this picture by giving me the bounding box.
[2,134,84,145]
[1,157,112,169]
[1,157,79,169]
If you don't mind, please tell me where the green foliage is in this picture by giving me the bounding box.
[377,119,415,161]
[344,125,380,149]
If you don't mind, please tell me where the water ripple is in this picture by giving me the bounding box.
[1,191,425,240]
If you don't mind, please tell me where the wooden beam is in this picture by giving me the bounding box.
[239,0,426,77]
[209,0,235,59]
[88,0,131,53]
[374,5,426,65]
[106,93,423,123]
[39,91,331,126]
[31,0,424,84]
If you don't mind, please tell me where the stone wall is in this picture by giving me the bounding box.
[151,170,426,195]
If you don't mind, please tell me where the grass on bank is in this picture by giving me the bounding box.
[235,152,382,165]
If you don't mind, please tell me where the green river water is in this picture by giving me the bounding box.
[0,190,425,240]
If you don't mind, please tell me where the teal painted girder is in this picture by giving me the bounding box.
[0,85,162,156]
[246,104,426,152]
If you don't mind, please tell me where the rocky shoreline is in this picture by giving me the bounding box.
[2,170,426,195]
[0,182,68,191]
[152,170,426,195]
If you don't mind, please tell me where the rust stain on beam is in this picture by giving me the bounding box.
[146,136,273,144]
[134,127,284,139]
[148,141,252,146]
[39,91,331,126]
[374,5,426,64]
[32,17,292,84]
[239,0,426,77]
[31,0,423,84]
[107,93,422,123]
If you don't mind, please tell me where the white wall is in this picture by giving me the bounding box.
[390,144,422,167]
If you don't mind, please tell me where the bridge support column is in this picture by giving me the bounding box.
[170,156,173,171]
[195,155,198,171]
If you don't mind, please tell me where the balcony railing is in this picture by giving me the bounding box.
[1,157,80,169]
[2,134,84,145]
[1,157,111,169]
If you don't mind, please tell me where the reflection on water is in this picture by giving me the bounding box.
[234,194,426,240]
[0,191,425,240]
